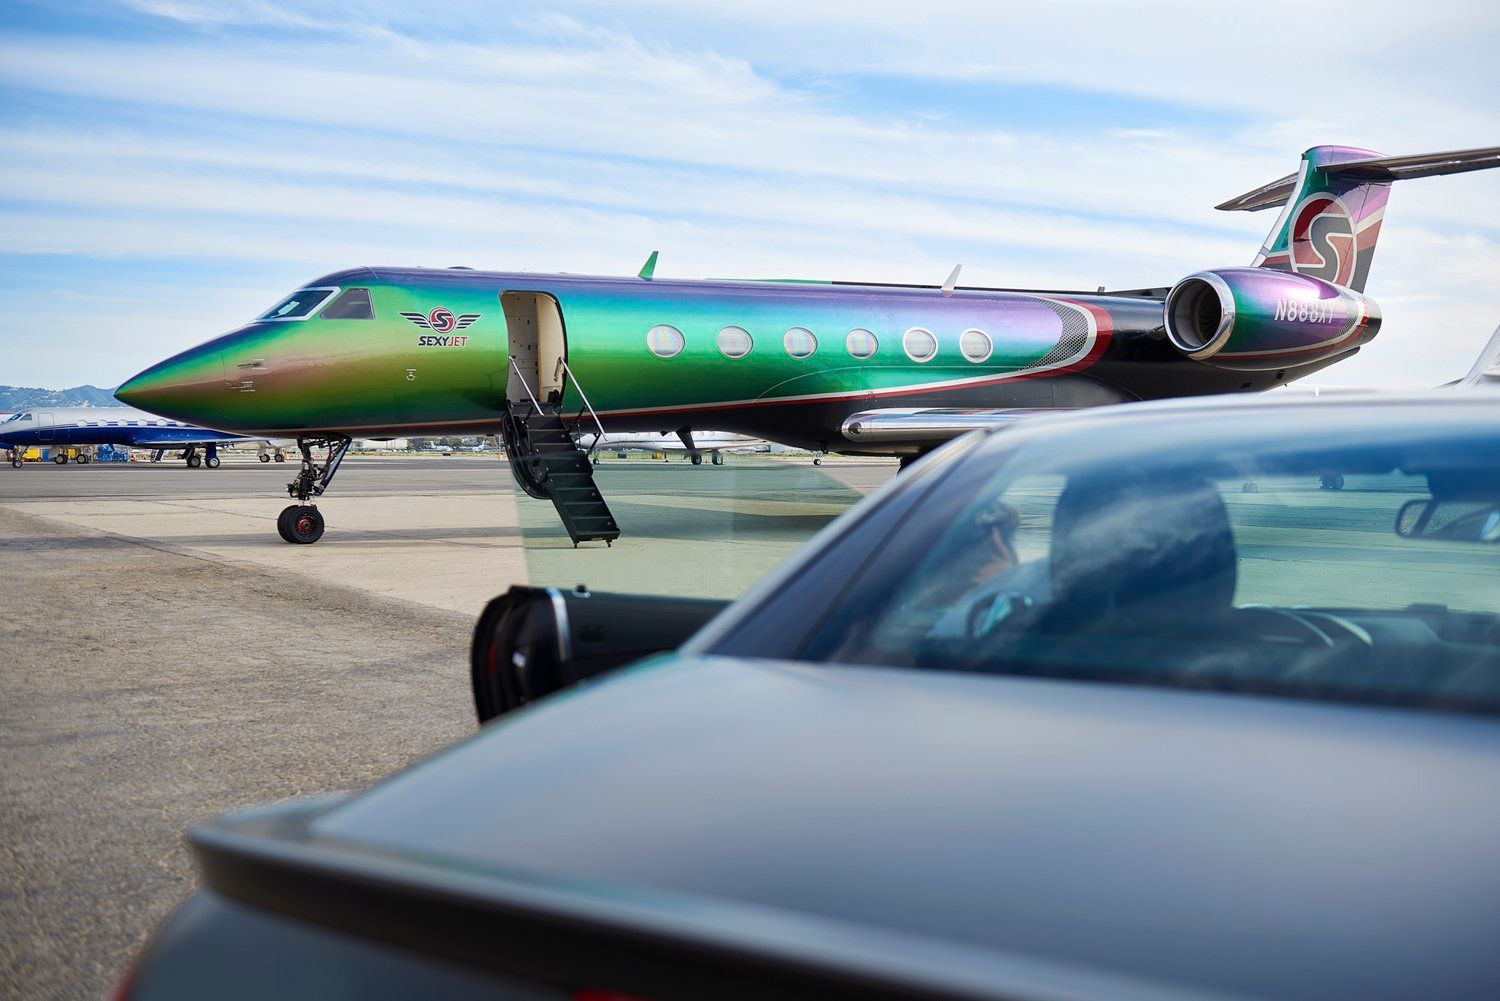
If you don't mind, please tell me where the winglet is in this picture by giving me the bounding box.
[638,251,659,280]
[941,264,962,296]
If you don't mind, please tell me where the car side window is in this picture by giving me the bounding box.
[804,474,1064,666]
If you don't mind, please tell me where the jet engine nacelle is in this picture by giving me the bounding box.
[1163,267,1380,372]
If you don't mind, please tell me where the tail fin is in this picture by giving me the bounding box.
[1217,144,1500,293]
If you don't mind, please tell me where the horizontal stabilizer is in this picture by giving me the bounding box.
[1218,144,1500,212]
[840,408,1057,445]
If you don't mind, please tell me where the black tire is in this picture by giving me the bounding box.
[276,505,297,543]
[813,457,822,466]
[691,453,703,466]
[712,453,724,465]
[274,454,286,462]
[187,454,202,468]
[78,453,90,464]
[54,453,67,465]
[205,455,221,469]
[259,453,271,463]
[11,458,21,468]
[286,505,324,544]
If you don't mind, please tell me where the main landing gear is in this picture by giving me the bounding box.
[179,444,221,469]
[276,437,350,545]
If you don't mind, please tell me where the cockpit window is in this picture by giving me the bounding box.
[321,287,374,320]
[259,287,338,321]
[7,413,32,422]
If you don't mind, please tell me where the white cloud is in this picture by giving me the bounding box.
[0,2,1496,388]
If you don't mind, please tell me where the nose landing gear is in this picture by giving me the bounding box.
[276,437,350,545]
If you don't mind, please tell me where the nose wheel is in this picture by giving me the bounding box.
[276,436,350,544]
[277,505,325,544]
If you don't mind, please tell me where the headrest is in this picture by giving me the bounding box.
[1046,474,1237,629]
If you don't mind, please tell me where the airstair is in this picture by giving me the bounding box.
[500,358,619,547]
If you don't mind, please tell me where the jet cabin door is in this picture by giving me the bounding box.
[37,413,55,442]
[501,291,567,407]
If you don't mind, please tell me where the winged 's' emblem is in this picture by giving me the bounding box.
[400,308,482,333]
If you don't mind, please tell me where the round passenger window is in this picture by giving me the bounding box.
[646,324,685,359]
[960,328,993,363]
[784,327,818,359]
[903,327,938,363]
[846,328,878,359]
[717,326,753,359]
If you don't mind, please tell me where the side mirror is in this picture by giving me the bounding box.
[470,585,730,724]
[1395,498,1500,543]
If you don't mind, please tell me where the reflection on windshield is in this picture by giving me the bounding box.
[259,288,336,321]
[804,436,1500,714]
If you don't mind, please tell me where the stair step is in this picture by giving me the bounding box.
[503,399,621,546]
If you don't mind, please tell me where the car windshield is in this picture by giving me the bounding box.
[259,287,336,321]
[801,413,1500,714]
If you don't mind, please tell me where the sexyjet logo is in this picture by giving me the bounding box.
[1288,194,1356,287]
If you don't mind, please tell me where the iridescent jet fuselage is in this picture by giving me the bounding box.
[114,269,1302,451]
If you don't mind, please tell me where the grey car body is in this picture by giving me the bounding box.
[123,395,1500,1001]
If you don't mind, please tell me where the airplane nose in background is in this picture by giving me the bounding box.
[115,345,225,420]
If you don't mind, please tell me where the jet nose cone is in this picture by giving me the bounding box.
[116,343,225,421]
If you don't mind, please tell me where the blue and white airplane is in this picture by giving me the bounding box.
[0,406,284,468]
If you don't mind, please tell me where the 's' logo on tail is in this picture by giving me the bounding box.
[1288,194,1355,286]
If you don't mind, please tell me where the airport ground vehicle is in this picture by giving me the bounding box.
[120,394,1500,1001]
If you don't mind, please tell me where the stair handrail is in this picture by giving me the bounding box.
[557,357,607,446]
[507,355,544,415]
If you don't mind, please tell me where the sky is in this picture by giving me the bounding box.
[0,0,1497,390]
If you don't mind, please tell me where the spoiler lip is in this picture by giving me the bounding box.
[187,799,1226,1001]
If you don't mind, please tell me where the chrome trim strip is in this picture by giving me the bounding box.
[841,408,1052,443]
[544,587,572,668]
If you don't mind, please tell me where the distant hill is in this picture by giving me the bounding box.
[0,385,120,410]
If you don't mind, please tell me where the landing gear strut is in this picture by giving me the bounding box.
[276,437,350,545]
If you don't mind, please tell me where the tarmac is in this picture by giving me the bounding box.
[0,451,893,1000]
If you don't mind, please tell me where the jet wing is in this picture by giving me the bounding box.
[839,408,1057,445]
